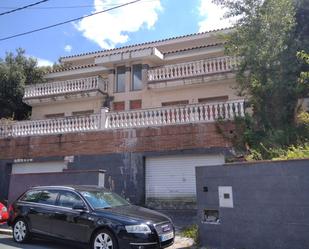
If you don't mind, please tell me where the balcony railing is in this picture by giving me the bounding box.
[148,56,238,82]
[23,76,108,99]
[107,99,244,129]
[0,100,245,138]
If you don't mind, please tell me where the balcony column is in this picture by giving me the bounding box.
[108,69,115,95]
[100,107,109,129]
[125,66,131,110]
[142,64,149,89]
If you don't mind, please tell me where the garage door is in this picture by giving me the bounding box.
[145,154,224,199]
[12,161,67,174]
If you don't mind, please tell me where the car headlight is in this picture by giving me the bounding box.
[1,207,7,212]
[125,224,151,234]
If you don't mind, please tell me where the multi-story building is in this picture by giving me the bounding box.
[0,28,245,209]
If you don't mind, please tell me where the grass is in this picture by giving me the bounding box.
[180,224,198,244]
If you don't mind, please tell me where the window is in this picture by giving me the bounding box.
[116,66,126,92]
[113,101,125,111]
[37,190,58,205]
[130,100,142,110]
[72,110,94,116]
[198,96,228,103]
[20,190,41,203]
[132,64,142,91]
[45,113,65,119]
[80,190,130,209]
[162,100,189,107]
[58,191,84,208]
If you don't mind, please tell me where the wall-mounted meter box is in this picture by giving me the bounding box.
[218,186,234,208]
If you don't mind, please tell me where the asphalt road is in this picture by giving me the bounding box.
[0,234,88,249]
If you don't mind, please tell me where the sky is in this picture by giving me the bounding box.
[0,0,233,66]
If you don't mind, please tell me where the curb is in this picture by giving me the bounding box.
[0,228,12,236]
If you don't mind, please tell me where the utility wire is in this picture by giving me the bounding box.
[0,1,155,10]
[0,0,142,42]
[0,0,49,16]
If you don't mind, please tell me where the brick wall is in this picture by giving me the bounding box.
[0,122,233,160]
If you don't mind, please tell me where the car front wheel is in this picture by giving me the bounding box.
[13,218,31,243]
[92,229,118,249]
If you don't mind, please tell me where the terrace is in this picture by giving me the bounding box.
[0,99,245,138]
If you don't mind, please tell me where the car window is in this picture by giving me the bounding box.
[20,190,41,203]
[80,190,130,209]
[58,191,84,208]
[37,190,58,205]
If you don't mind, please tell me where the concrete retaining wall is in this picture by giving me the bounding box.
[8,169,105,204]
[196,159,309,249]
[0,160,12,204]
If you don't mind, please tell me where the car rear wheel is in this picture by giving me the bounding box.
[92,229,118,249]
[13,218,31,243]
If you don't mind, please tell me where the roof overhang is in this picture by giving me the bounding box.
[44,65,108,80]
[164,45,224,62]
[95,47,164,66]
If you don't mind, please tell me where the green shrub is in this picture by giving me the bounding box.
[180,224,198,244]
[272,144,309,160]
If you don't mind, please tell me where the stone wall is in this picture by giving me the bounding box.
[196,159,309,249]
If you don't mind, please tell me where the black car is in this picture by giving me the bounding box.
[8,185,175,249]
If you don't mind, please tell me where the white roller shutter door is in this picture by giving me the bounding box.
[12,161,67,174]
[146,154,224,199]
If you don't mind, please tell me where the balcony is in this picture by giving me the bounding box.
[23,76,108,104]
[147,56,237,84]
[0,99,245,138]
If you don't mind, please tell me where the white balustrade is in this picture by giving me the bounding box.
[0,114,101,137]
[0,100,245,137]
[24,76,108,98]
[148,56,238,82]
[106,99,245,129]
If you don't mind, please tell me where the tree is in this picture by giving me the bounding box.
[213,0,309,159]
[0,49,48,120]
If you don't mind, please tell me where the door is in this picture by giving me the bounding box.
[28,190,58,235]
[145,154,224,200]
[51,191,91,243]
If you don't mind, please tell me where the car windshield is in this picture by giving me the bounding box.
[80,190,130,209]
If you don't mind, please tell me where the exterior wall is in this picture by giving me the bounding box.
[31,97,104,120]
[111,75,238,110]
[196,159,309,249]
[143,78,238,108]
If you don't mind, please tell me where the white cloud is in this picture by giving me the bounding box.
[75,0,162,49]
[64,45,73,52]
[36,58,54,67]
[198,0,236,32]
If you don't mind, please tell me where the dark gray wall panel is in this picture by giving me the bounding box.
[196,159,309,249]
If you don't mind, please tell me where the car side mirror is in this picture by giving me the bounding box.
[72,203,87,211]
